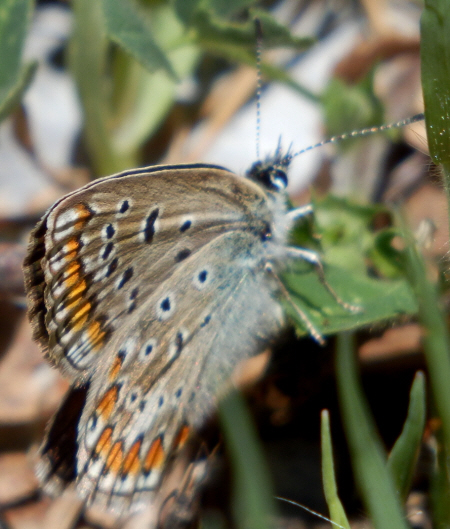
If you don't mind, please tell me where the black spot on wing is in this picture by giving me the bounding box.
[130,287,139,300]
[105,224,115,239]
[200,315,211,328]
[102,242,114,260]
[161,297,171,312]
[106,257,119,278]
[175,331,183,353]
[119,200,129,213]
[175,249,191,262]
[118,267,133,289]
[144,208,159,243]
[180,220,191,232]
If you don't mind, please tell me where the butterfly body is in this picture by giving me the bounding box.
[24,157,309,514]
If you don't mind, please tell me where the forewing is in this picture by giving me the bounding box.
[23,164,269,378]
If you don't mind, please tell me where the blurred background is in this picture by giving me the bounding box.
[0,1,440,528]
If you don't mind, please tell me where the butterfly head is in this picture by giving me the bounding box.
[246,149,292,192]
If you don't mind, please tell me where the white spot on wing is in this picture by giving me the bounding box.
[136,469,161,491]
[138,338,157,362]
[66,331,98,368]
[83,453,105,480]
[113,474,135,495]
[53,209,81,242]
[118,337,138,366]
[84,414,105,450]
[124,388,143,411]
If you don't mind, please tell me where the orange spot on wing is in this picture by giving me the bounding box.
[173,425,190,450]
[64,261,81,287]
[122,438,142,476]
[95,426,113,457]
[64,238,79,261]
[106,441,124,473]
[143,437,165,474]
[97,386,119,420]
[66,278,87,301]
[71,301,92,330]
[74,203,92,230]
[87,320,106,350]
[108,354,123,382]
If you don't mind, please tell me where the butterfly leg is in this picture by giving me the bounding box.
[285,247,361,313]
[265,263,325,345]
[286,204,314,223]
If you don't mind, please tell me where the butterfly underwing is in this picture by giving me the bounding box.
[24,150,341,515]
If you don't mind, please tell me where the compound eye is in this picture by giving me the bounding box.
[271,169,288,190]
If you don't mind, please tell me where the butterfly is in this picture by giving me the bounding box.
[23,147,351,516]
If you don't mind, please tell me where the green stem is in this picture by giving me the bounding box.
[219,391,275,529]
[336,333,409,529]
[69,0,122,176]
[404,231,450,451]
[442,162,450,243]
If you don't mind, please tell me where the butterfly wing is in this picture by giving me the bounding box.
[26,164,286,514]
[73,228,285,513]
[24,164,271,378]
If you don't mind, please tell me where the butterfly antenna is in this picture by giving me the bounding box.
[255,18,264,161]
[275,496,346,528]
[291,113,425,159]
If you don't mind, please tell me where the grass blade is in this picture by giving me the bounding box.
[336,332,409,529]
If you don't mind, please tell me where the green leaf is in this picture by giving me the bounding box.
[283,265,417,338]
[219,391,276,529]
[321,410,351,529]
[206,0,256,18]
[70,0,120,176]
[249,9,314,49]
[282,196,417,339]
[102,0,176,78]
[0,0,33,86]
[420,0,450,265]
[311,195,383,274]
[174,5,316,98]
[173,0,202,25]
[370,230,405,279]
[194,7,313,53]
[403,222,450,452]
[336,333,410,529]
[0,0,35,120]
[0,60,36,122]
[420,0,450,165]
[387,372,426,502]
[322,76,385,149]
[431,441,450,528]
[110,5,200,156]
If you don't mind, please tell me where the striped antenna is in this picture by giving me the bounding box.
[254,18,264,161]
[291,113,425,159]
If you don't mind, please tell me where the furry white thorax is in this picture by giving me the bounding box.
[266,188,294,258]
